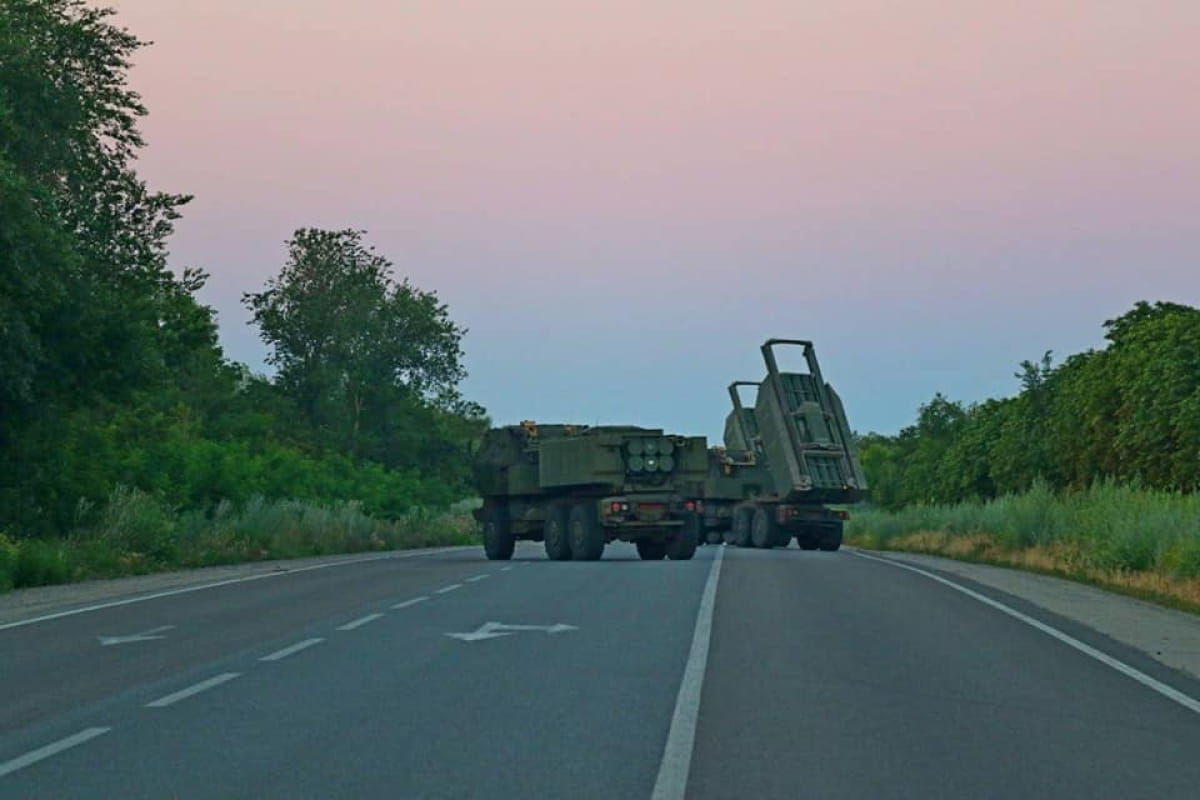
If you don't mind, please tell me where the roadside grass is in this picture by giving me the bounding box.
[0,489,479,594]
[846,481,1200,614]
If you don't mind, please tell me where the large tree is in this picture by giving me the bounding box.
[0,1,230,531]
[244,229,471,458]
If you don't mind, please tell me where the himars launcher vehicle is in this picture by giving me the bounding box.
[472,338,864,559]
[472,423,708,561]
[695,339,867,551]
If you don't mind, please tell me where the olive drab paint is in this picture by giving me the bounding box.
[472,424,708,561]
[696,339,866,551]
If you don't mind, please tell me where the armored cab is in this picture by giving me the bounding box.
[696,339,866,551]
[473,422,708,562]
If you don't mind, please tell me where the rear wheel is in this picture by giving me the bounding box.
[637,540,667,560]
[751,506,779,549]
[818,523,844,552]
[568,504,605,561]
[798,531,820,551]
[481,503,515,561]
[732,506,755,547]
[543,505,572,560]
[666,512,700,560]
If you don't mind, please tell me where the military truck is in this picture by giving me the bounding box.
[696,339,866,551]
[473,422,708,561]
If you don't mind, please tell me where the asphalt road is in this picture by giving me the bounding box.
[2,543,1200,799]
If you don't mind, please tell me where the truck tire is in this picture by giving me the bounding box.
[543,505,572,560]
[732,506,754,547]
[818,523,843,552]
[568,504,605,561]
[637,541,667,560]
[797,530,820,551]
[751,506,779,549]
[666,512,700,560]
[481,504,515,561]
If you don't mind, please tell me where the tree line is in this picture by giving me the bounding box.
[858,301,1200,509]
[0,1,486,537]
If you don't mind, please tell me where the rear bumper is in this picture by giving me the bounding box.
[597,495,687,528]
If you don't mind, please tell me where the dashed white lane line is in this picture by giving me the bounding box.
[435,584,462,594]
[465,575,489,583]
[853,550,1200,717]
[338,613,384,631]
[146,673,240,709]
[500,566,514,572]
[652,547,724,800]
[0,727,112,778]
[392,596,429,610]
[260,638,324,662]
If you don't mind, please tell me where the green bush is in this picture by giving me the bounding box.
[848,481,1200,578]
[0,488,478,593]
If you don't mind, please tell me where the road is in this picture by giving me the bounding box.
[2,543,1200,799]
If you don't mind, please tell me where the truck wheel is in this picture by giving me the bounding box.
[568,504,605,561]
[732,506,754,547]
[481,504,515,560]
[543,505,572,561]
[751,507,779,549]
[637,541,667,560]
[666,512,700,560]
[818,524,843,552]
[798,531,820,551]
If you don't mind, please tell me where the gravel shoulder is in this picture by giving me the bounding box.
[0,546,470,627]
[861,548,1200,680]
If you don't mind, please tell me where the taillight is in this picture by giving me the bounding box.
[684,500,696,511]
[610,502,622,513]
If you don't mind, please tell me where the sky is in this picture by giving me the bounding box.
[103,0,1199,439]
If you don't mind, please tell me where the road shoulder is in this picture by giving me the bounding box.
[0,547,468,627]
[854,547,1200,680]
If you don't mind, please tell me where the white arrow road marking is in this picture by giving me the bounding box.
[445,621,578,642]
[97,625,174,646]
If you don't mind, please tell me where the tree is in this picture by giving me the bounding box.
[0,1,229,533]
[244,229,470,457]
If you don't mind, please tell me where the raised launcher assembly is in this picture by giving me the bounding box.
[697,339,866,551]
[755,339,867,504]
[472,423,709,562]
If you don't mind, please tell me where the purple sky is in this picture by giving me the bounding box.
[106,0,1198,438]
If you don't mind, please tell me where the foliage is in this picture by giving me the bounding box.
[859,302,1200,509]
[846,482,1200,609]
[0,2,488,562]
[0,489,477,591]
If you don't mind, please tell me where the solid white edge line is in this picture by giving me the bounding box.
[465,574,489,582]
[0,727,112,778]
[500,566,514,572]
[260,637,324,662]
[853,550,1200,716]
[652,546,725,800]
[435,584,462,594]
[337,613,384,631]
[0,547,467,632]
[391,596,429,610]
[145,672,240,708]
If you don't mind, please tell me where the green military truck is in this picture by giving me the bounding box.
[473,422,708,561]
[697,339,866,551]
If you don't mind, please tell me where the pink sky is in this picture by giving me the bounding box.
[106,0,1200,435]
